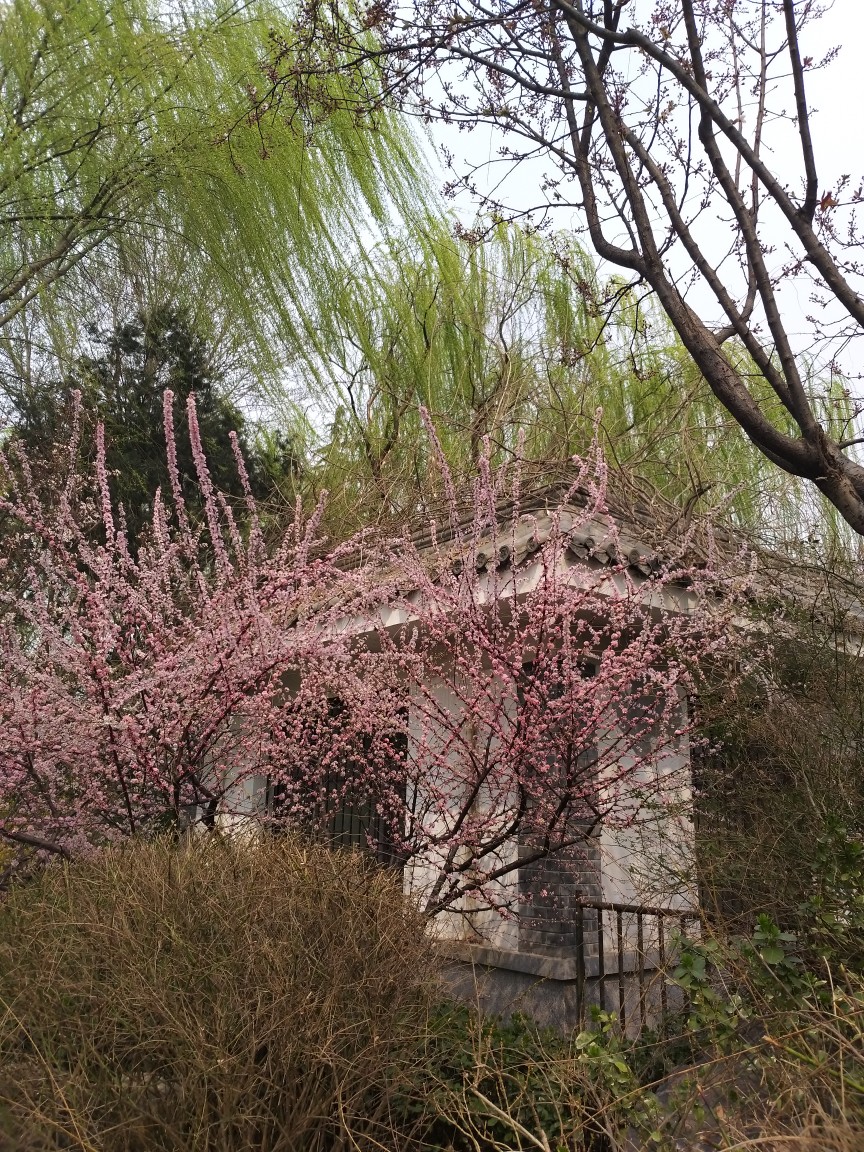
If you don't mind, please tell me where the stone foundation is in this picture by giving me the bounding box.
[439,940,685,1037]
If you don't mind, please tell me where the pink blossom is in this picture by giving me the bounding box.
[0,394,745,921]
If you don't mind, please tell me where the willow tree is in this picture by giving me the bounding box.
[0,0,425,419]
[264,0,864,537]
[284,217,850,550]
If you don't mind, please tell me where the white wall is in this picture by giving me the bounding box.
[404,671,697,953]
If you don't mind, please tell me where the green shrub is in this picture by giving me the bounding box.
[0,836,439,1151]
[639,920,864,1150]
[400,1001,663,1152]
[801,820,864,969]
[694,584,864,950]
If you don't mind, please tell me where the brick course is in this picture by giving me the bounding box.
[518,831,602,953]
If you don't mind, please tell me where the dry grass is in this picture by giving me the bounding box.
[2,835,863,1152]
[0,835,440,1151]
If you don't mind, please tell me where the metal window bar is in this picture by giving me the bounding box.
[268,707,407,871]
[271,778,405,870]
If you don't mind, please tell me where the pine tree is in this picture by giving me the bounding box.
[11,305,295,543]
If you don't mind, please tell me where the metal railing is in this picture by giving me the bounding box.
[571,897,701,1033]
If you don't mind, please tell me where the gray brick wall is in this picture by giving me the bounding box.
[518,832,602,953]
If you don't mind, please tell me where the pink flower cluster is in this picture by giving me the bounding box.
[0,395,744,915]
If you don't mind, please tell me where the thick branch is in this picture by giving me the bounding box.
[783,0,819,223]
[0,825,70,859]
[549,0,864,330]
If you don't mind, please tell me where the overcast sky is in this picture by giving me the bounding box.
[422,0,864,380]
[428,1,863,223]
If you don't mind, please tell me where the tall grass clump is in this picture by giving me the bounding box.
[0,836,439,1151]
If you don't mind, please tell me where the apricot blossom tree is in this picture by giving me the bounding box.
[265,419,747,917]
[0,396,744,918]
[0,391,365,869]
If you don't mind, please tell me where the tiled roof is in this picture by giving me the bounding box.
[333,462,864,637]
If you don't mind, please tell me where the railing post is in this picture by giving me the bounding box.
[680,915,692,1018]
[616,909,626,1034]
[596,906,606,1014]
[658,916,668,1023]
[574,899,586,1030]
[637,911,646,1033]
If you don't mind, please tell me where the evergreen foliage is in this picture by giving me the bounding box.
[10,305,296,542]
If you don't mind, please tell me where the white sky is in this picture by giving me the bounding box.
[421,0,864,380]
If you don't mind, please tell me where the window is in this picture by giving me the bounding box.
[268,699,407,869]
